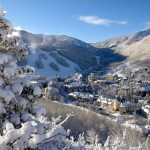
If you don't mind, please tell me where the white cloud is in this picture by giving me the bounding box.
[79,16,112,26]
[116,21,128,25]
[14,26,22,31]
[79,16,128,26]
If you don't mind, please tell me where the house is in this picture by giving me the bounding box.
[94,80,115,90]
[113,99,120,111]
[141,105,150,119]
[97,96,120,110]
[69,92,96,102]
[119,102,141,114]
[97,96,114,110]
[65,73,83,83]
[97,95,141,114]
[105,74,114,80]
[65,81,91,92]
[119,103,127,114]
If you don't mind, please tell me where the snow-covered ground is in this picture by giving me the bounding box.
[26,49,80,77]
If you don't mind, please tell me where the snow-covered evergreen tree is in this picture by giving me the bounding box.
[0,10,71,149]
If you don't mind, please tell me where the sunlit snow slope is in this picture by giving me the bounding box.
[25,49,80,77]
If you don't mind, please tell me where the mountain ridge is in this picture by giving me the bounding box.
[92,27,150,65]
[18,27,150,77]
[19,30,98,70]
[92,28,150,47]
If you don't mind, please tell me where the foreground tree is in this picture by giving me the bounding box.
[0,10,73,149]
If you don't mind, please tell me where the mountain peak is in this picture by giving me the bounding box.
[93,27,150,48]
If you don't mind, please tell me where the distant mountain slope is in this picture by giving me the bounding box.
[93,28,150,48]
[22,49,80,77]
[19,31,97,70]
[18,28,150,77]
[92,36,128,48]
[92,28,150,65]
[119,35,150,60]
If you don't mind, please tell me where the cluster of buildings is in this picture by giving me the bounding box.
[64,73,98,102]
[69,92,97,102]
[97,96,141,114]
[88,66,150,119]
[37,66,150,120]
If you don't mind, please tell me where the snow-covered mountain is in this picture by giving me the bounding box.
[93,28,150,66]
[18,28,150,77]
[20,31,97,67]
[20,49,80,77]
[93,28,150,48]
[19,31,99,77]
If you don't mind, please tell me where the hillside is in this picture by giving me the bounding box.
[119,35,150,60]
[18,30,126,77]
[18,28,150,77]
[93,28,150,66]
[39,99,145,146]
[19,31,97,70]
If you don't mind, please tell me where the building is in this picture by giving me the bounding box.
[119,103,127,114]
[105,74,114,80]
[65,81,91,92]
[119,102,141,114]
[141,105,150,119]
[113,99,120,111]
[69,92,96,102]
[97,96,114,110]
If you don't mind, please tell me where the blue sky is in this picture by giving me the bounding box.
[3,0,150,42]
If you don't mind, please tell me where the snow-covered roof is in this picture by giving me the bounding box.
[123,77,128,80]
[65,81,88,88]
[120,103,126,108]
[94,80,114,84]
[114,71,125,78]
[142,105,150,114]
[65,73,83,83]
[69,92,94,100]
[97,96,115,104]
[121,102,141,110]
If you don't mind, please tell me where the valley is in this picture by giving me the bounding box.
[16,26,150,149]
[17,27,150,79]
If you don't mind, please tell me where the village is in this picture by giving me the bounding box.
[29,65,150,134]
